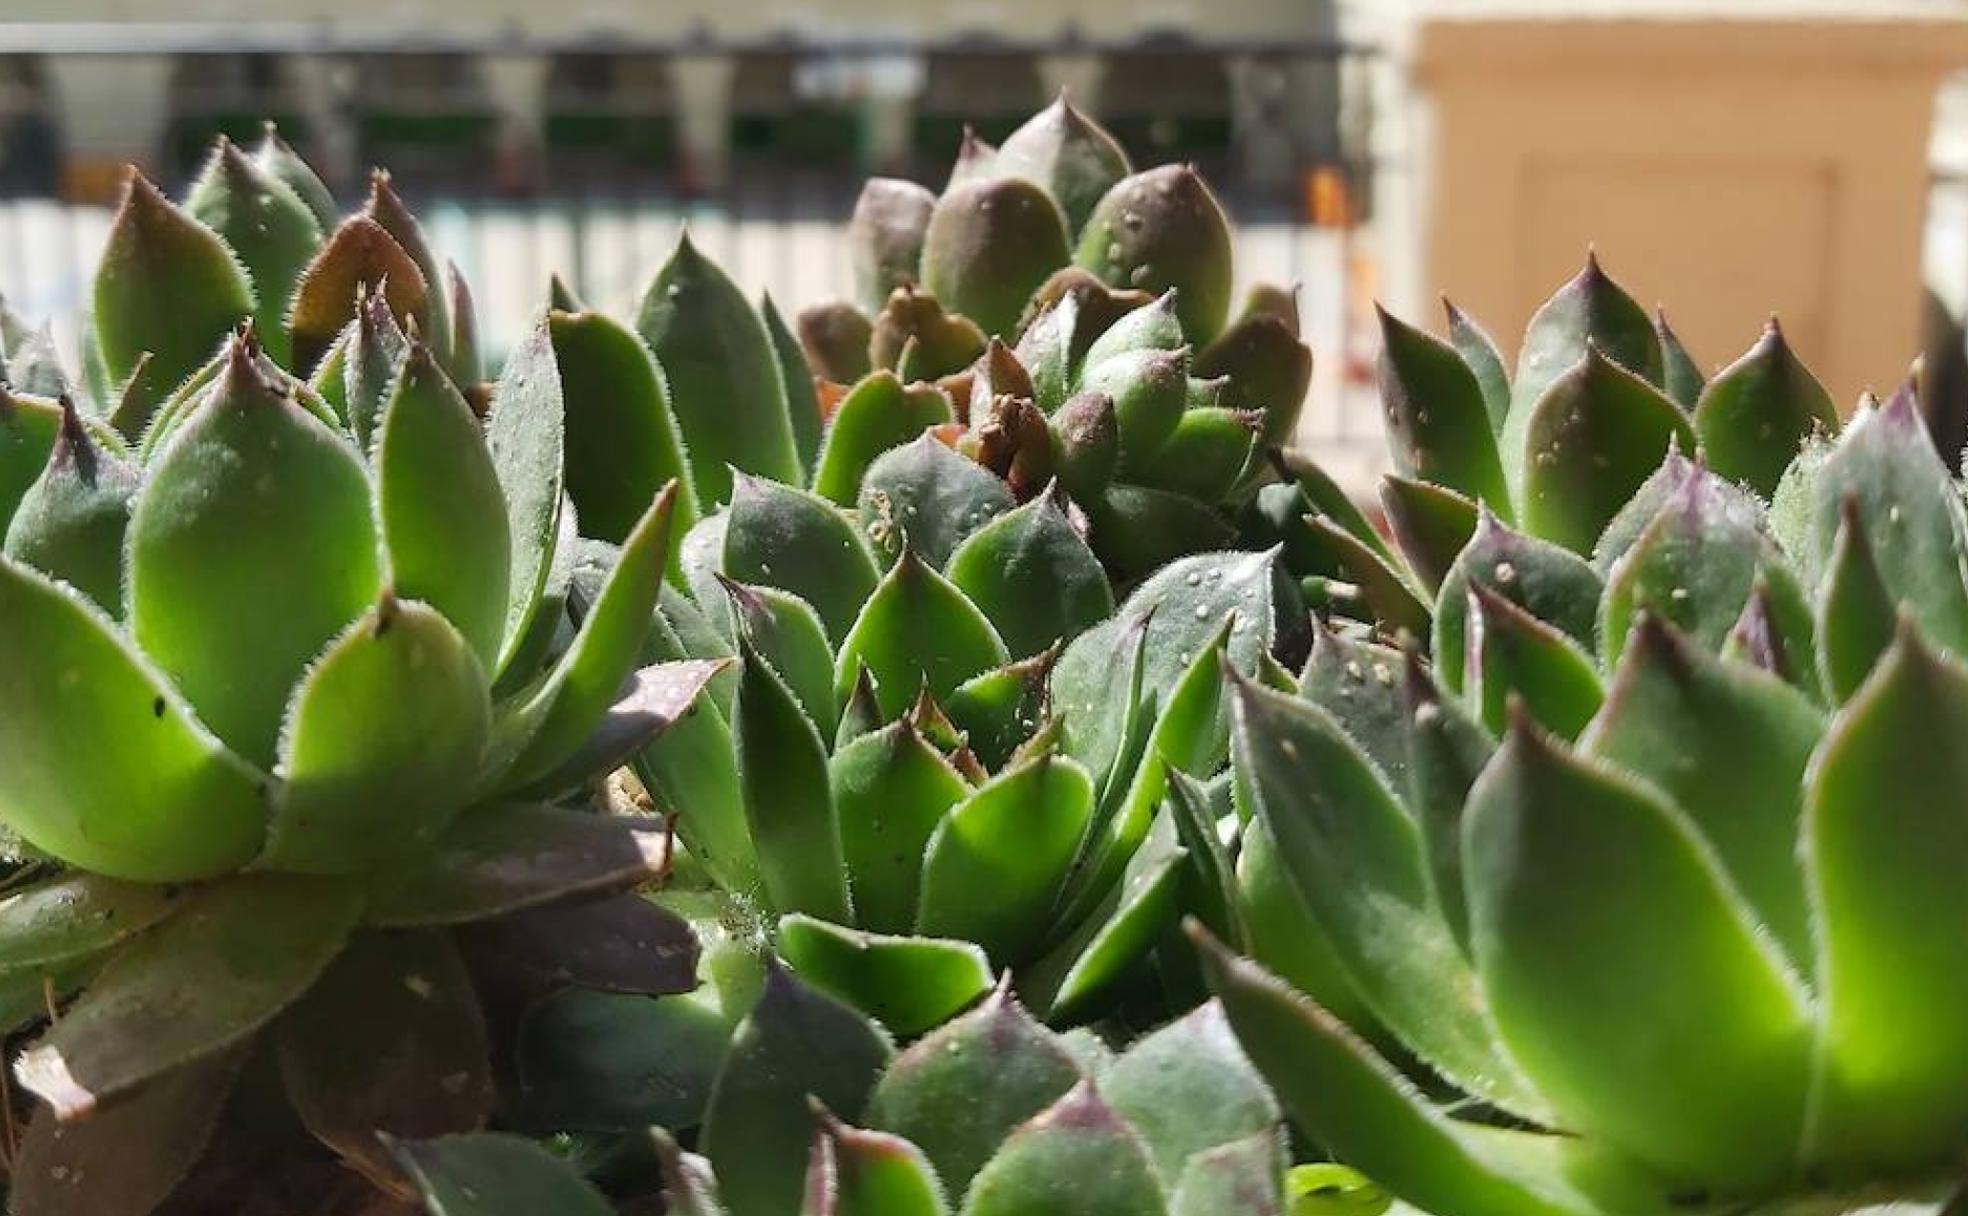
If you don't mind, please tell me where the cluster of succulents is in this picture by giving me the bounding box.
[1203,257,1968,1215]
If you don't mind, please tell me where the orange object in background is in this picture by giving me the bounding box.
[1304,164,1354,229]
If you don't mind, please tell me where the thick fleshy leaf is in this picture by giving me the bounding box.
[806,1105,953,1216]
[362,173,453,369]
[1081,290,1183,368]
[462,890,697,997]
[915,751,1094,963]
[1166,769,1239,943]
[1077,164,1234,346]
[725,579,836,730]
[394,1133,616,1216]
[251,124,337,228]
[0,874,182,971]
[12,1046,244,1216]
[0,554,268,880]
[780,915,993,1037]
[1402,650,1493,952]
[813,373,956,506]
[946,650,1055,772]
[264,595,490,874]
[1193,929,1608,1216]
[763,293,824,477]
[4,397,138,614]
[833,720,969,933]
[1168,1132,1286,1216]
[1,319,71,400]
[278,929,492,1184]
[364,803,669,927]
[858,432,1015,568]
[484,318,567,676]
[703,965,894,1216]
[1380,476,1478,597]
[1598,463,1770,666]
[1653,308,1705,408]
[1017,293,1088,413]
[1304,515,1431,638]
[448,261,482,384]
[636,234,799,505]
[1589,444,1696,576]
[1725,565,1821,699]
[947,489,1112,660]
[1135,405,1261,503]
[1465,585,1604,740]
[867,981,1081,1193]
[341,287,409,453]
[508,988,724,1133]
[849,178,937,314]
[1805,626,1968,1171]
[1502,254,1661,490]
[1518,348,1695,554]
[0,389,63,532]
[1102,1000,1279,1187]
[834,549,1009,720]
[1464,716,1814,1188]
[1197,290,1313,446]
[555,308,699,545]
[960,1081,1164,1216]
[922,177,1071,339]
[1818,498,1900,703]
[1692,319,1835,496]
[1804,393,1968,656]
[1083,483,1237,581]
[288,215,430,375]
[1583,617,1821,972]
[996,97,1131,238]
[632,620,753,894]
[375,343,510,668]
[1377,307,1510,517]
[1229,675,1548,1121]
[184,138,321,369]
[736,638,853,922]
[1299,626,1413,793]
[870,286,988,382]
[93,174,254,434]
[1081,347,1189,475]
[130,335,379,766]
[725,472,883,641]
[1020,809,1186,1022]
[16,875,361,1120]
[1443,298,1511,433]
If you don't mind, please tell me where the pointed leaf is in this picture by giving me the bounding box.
[16,875,361,1120]
[835,549,1009,720]
[859,432,1015,568]
[251,125,336,228]
[507,988,724,1133]
[959,1081,1164,1216]
[726,472,883,641]
[1077,164,1235,345]
[849,178,937,315]
[1466,585,1604,740]
[736,637,853,922]
[1465,717,1814,1189]
[1305,515,1431,638]
[554,308,698,547]
[996,97,1132,237]
[1169,1132,1287,1216]
[0,874,183,971]
[922,177,1070,339]
[726,579,837,730]
[1083,483,1237,581]
[1590,444,1697,576]
[1653,308,1705,409]
[1021,810,1186,1022]
[780,915,993,1037]
[806,1106,953,1216]
[945,649,1056,772]
[814,372,955,506]
[1299,627,1413,793]
[341,287,409,452]
[1102,1000,1279,1186]
[4,397,138,614]
[1598,464,1771,667]
[1377,307,1510,516]
[834,720,969,934]
[1403,651,1493,952]
[288,215,429,375]
[1197,294,1314,446]
[763,293,824,477]
[1443,298,1510,433]
[394,1133,616,1216]
[0,389,63,532]
[185,138,322,368]
[484,318,567,676]
[1819,497,1900,703]
[1380,475,1478,597]
[1693,318,1835,496]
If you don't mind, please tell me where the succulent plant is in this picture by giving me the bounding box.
[1198,260,1968,1214]
[0,135,722,1215]
[391,974,1308,1216]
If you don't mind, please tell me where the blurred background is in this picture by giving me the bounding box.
[3,0,1968,490]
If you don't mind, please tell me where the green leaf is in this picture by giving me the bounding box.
[834,720,969,934]
[1135,405,1261,503]
[11,1047,244,1216]
[93,174,253,436]
[251,124,338,230]
[1464,715,1813,1189]
[806,1106,954,1216]
[1082,348,1190,475]
[364,803,669,927]
[484,317,567,677]
[1590,443,1696,576]
[996,97,1132,238]
[277,929,492,1185]
[922,177,1071,338]
[1693,318,1835,497]
[3,397,138,614]
[1379,476,1479,598]
[1519,348,1695,554]
[555,307,699,545]
[780,915,993,1037]
[1102,1000,1280,1187]
[0,874,182,971]
[871,286,988,382]
[361,173,453,369]
[736,637,853,922]
[341,287,409,455]
[916,751,1094,964]
[0,554,268,881]
[849,177,937,314]
[703,965,894,1216]
[374,343,511,669]
[263,594,491,874]
[1081,290,1183,368]
[129,335,380,766]
[946,650,1056,772]
[1818,497,1900,703]
[459,889,697,996]
[1304,515,1431,639]
[834,549,1009,721]
[1502,254,1661,491]
[1020,809,1186,1022]
[946,488,1111,660]
[859,432,1016,568]
[0,389,63,534]
[814,373,956,507]
[16,874,361,1120]
[1077,164,1235,346]
[1192,928,1606,1216]
[725,473,883,641]
[1804,625,1968,1172]
[1083,483,1237,581]
[959,1081,1165,1216]
[636,233,799,505]
[1166,769,1239,944]
[507,988,725,1133]
[1598,463,1771,667]
[1169,1132,1287,1216]
[1017,293,1087,413]
[1653,308,1705,409]
[184,138,322,370]
[1377,307,1511,517]
[1724,565,1822,700]
[1229,675,1548,1122]
[394,1133,616,1216]
[1299,626,1413,793]
[867,982,1081,1194]
[1443,298,1511,433]
[1197,292,1314,447]
[1401,649,1493,954]
[763,293,824,477]
[288,215,430,377]
[1584,616,1821,974]
[447,261,482,384]
[724,579,837,731]
[1465,584,1604,741]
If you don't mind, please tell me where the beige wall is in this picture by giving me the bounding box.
[1416,17,1968,404]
